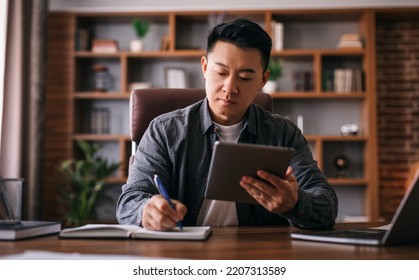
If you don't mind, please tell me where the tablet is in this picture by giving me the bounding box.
[204,142,295,204]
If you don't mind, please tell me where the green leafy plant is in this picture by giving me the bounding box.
[132,18,149,38]
[57,140,120,227]
[268,58,283,81]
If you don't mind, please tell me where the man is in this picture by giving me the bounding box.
[116,18,338,231]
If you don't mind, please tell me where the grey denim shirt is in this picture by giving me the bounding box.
[116,98,338,229]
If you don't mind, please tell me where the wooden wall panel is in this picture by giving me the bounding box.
[42,13,75,221]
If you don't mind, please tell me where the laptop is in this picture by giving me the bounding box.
[291,170,419,246]
[204,142,294,204]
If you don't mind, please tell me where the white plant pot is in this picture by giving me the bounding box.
[263,80,277,94]
[130,39,144,52]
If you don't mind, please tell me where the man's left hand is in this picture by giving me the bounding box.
[240,167,299,213]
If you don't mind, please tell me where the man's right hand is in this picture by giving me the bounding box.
[141,195,187,231]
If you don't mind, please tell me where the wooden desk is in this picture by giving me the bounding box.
[1,223,419,259]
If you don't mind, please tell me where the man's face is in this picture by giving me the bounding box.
[201,41,269,126]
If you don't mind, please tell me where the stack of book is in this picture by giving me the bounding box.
[293,70,315,92]
[90,108,110,134]
[0,221,61,240]
[91,39,119,53]
[336,33,363,50]
[323,68,363,93]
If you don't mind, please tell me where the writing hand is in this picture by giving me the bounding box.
[141,195,187,231]
[239,166,299,213]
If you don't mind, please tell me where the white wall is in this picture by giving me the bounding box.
[49,0,419,12]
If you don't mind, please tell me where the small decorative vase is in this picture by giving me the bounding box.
[130,39,144,52]
[263,80,277,94]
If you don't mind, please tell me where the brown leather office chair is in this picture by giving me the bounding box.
[129,88,273,154]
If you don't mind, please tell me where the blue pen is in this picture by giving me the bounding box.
[153,174,183,230]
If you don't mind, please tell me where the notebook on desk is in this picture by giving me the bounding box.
[291,170,419,246]
[59,224,212,241]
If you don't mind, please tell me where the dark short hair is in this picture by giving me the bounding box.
[206,18,272,72]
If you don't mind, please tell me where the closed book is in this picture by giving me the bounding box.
[339,33,361,41]
[322,70,334,92]
[0,221,61,240]
[76,28,90,51]
[336,40,363,50]
[344,68,353,93]
[354,69,363,92]
[272,21,284,51]
[91,39,118,53]
[334,69,345,93]
[59,224,212,241]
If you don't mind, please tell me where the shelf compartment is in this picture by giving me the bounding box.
[174,12,266,51]
[322,55,365,93]
[274,99,364,135]
[75,56,122,92]
[76,13,170,52]
[271,11,366,50]
[271,55,315,92]
[334,184,367,222]
[127,57,203,89]
[72,137,131,180]
[322,141,365,179]
[74,99,129,135]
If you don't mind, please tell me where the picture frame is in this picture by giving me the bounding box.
[165,68,187,88]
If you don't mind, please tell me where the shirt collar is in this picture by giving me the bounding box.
[199,98,258,136]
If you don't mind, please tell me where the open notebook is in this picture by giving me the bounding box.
[59,224,212,241]
[291,170,419,246]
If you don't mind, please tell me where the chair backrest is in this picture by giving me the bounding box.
[405,162,419,192]
[130,88,273,148]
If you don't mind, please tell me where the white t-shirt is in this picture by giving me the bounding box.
[196,120,244,227]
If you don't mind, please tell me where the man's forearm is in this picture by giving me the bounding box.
[116,188,151,225]
[281,188,337,229]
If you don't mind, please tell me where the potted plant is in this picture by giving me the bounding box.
[130,18,149,52]
[263,58,283,94]
[57,140,120,227]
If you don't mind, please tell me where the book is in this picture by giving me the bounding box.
[91,39,118,53]
[336,40,363,50]
[0,221,61,241]
[293,70,315,92]
[75,28,90,51]
[339,33,361,41]
[333,68,363,93]
[336,33,363,50]
[334,68,346,93]
[90,108,110,134]
[322,69,334,92]
[59,224,212,241]
[271,21,284,51]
